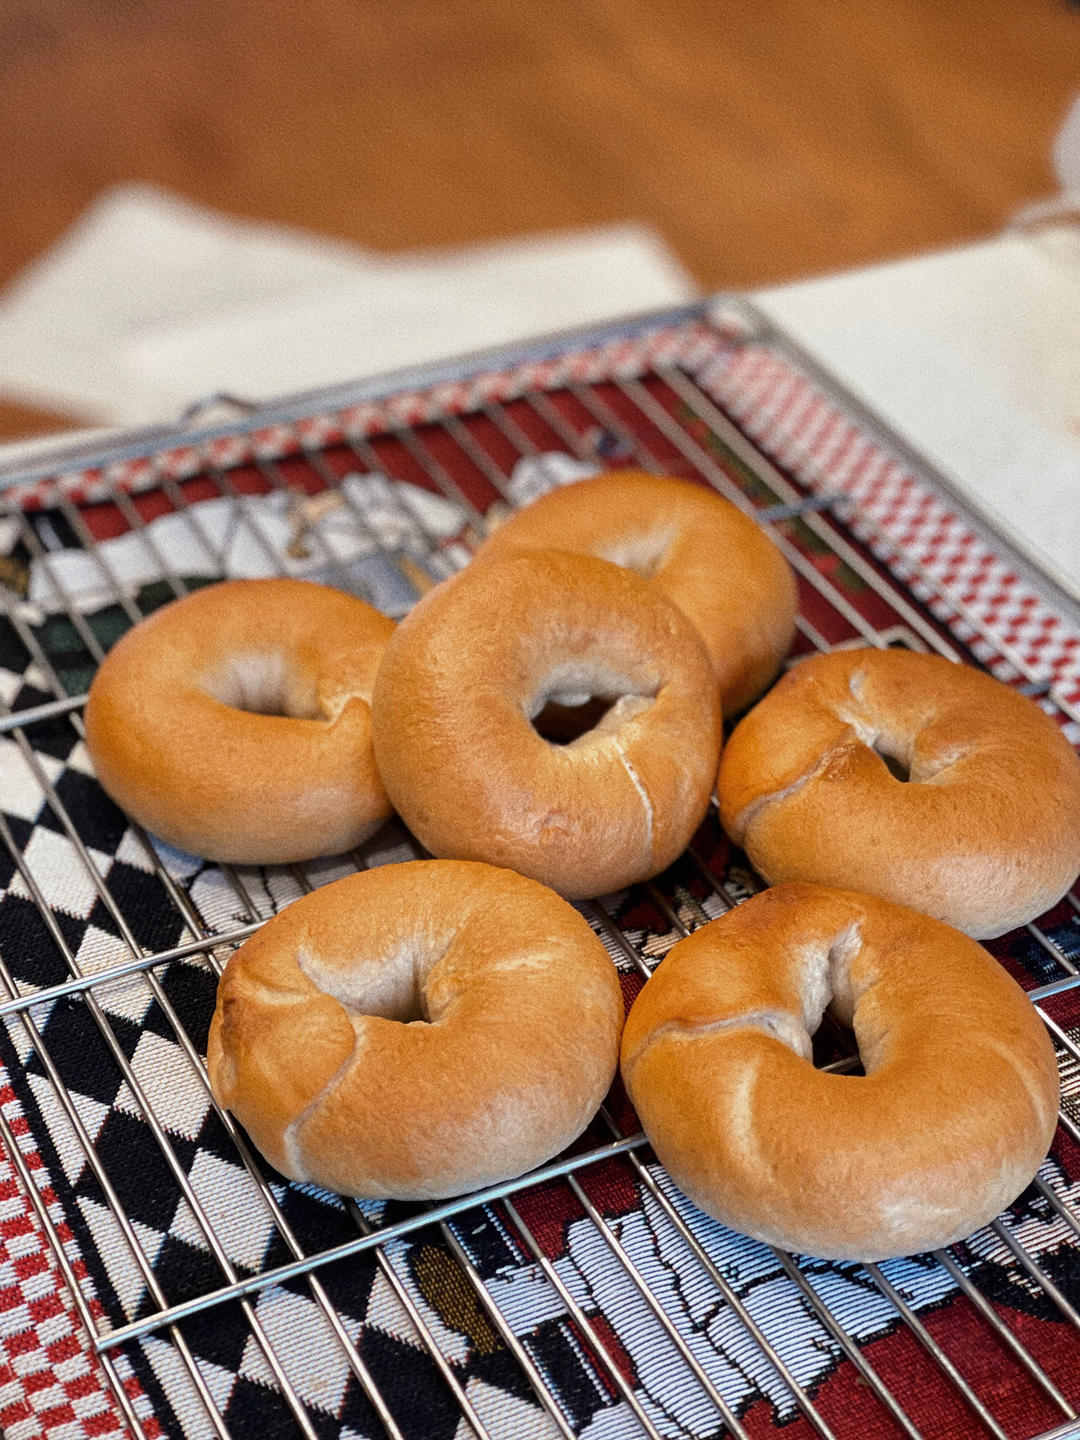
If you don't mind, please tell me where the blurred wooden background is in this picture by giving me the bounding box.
[1,0,1077,441]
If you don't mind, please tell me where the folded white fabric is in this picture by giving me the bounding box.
[0,184,698,429]
[757,232,1080,596]
[757,94,1080,597]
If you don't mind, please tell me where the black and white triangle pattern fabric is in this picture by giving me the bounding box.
[0,585,631,1436]
[0,612,569,1436]
[6,684,1080,1440]
[5,501,1080,1440]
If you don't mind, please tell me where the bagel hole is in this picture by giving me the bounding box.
[531,690,657,745]
[362,979,430,1025]
[532,694,618,744]
[529,666,657,746]
[811,1018,864,1074]
[297,945,433,1024]
[597,527,677,580]
[209,651,322,721]
[806,920,865,1072]
[872,741,911,783]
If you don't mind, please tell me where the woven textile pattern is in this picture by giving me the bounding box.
[0,319,1079,1440]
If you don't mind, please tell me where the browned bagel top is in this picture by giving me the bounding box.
[208,860,624,1199]
[370,549,722,898]
[85,578,395,863]
[622,883,1060,1260]
[716,647,1080,937]
[475,470,797,715]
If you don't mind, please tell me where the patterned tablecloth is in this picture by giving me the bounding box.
[0,310,1078,1440]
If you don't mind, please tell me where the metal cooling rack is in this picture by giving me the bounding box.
[1,301,1080,1440]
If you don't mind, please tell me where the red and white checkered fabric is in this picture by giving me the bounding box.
[0,1079,159,1440]
[5,323,716,513]
[704,344,1080,710]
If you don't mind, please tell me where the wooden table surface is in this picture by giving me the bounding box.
[1,0,1077,443]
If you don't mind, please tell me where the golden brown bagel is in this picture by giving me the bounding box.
[717,647,1080,938]
[621,884,1060,1260]
[207,860,624,1198]
[370,549,722,899]
[85,578,395,864]
[474,470,797,715]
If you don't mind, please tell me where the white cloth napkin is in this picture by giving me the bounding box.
[0,184,698,431]
[756,231,1080,597]
[757,94,1080,598]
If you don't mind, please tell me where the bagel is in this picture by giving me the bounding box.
[621,883,1060,1260]
[85,578,395,864]
[717,647,1080,938]
[207,860,624,1198]
[474,470,797,715]
[370,549,722,899]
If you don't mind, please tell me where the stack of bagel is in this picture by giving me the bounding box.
[84,468,1080,1260]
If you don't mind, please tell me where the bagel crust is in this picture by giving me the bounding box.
[207,860,624,1199]
[621,884,1060,1260]
[474,470,797,715]
[717,648,1080,938]
[85,578,395,864]
[370,550,723,900]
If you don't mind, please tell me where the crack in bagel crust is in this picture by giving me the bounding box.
[282,1033,361,1181]
[730,733,855,842]
[612,738,654,860]
[622,1007,814,1083]
[619,884,1061,1259]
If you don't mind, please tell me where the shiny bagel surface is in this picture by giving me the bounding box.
[621,883,1060,1260]
[370,549,723,899]
[474,470,797,715]
[207,860,624,1199]
[717,647,1080,938]
[85,578,395,864]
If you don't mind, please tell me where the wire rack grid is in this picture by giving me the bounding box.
[1,308,1080,1440]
